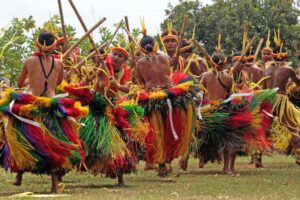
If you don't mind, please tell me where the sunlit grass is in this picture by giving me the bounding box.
[0,155,299,200]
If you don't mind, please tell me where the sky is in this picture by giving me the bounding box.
[0,0,212,38]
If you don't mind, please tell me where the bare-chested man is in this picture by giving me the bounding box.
[94,46,131,186]
[200,52,239,175]
[264,48,300,165]
[243,51,264,86]
[18,33,63,97]
[95,47,131,96]
[202,52,232,100]
[16,31,63,193]
[161,26,186,73]
[180,39,207,77]
[136,34,195,177]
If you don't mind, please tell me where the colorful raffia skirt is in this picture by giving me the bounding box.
[126,73,197,164]
[64,86,148,178]
[195,89,276,163]
[0,89,87,174]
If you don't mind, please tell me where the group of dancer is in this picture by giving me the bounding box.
[0,18,300,193]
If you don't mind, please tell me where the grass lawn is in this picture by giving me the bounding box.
[0,155,299,200]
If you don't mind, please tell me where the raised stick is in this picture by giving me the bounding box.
[124,16,135,62]
[253,38,264,63]
[57,0,69,50]
[175,15,188,58]
[62,17,106,60]
[191,38,212,65]
[68,0,101,57]
[232,36,256,69]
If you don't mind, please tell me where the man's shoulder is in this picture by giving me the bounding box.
[202,71,213,77]
[23,56,38,67]
[26,56,38,62]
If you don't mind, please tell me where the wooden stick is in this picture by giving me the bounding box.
[123,26,139,48]
[124,16,135,64]
[57,0,68,50]
[62,17,106,60]
[253,38,264,63]
[232,36,256,69]
[68,0,101,57]
[191,38,212,65]
[175,15,188,58]
[75,42,108,68]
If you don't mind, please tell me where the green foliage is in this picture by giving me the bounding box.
[0,16,35,84]
[163,0,300,66]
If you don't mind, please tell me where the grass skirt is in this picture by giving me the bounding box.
[196,89,276,163]
[0,89,87,174]
[270,93,300,152]
[64,86,148,177]
[127,73,197,164]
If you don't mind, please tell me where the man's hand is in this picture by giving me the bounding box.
[171,57,179,68]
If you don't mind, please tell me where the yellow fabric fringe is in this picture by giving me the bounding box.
[271,118,292,151]
[150,110,166,163]
[177,103,193,156]
[6,119,37,170]
[272,94,300,129]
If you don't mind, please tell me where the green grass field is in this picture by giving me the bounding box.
[0,155,299,200]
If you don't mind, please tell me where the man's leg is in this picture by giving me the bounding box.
[223,149,232,175]
[255,153,264,168]
[117,173,125,187]
[13,171,23,186]
[158,163,169,177]
[51,171,59,193]
[179,155,189,171]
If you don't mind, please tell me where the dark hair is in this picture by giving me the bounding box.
[140,35,155,53]
[38,31,55,46]
[233,51,242,57]
[247,49,255,56]
[181,39,193,53]
[211,52,226,64]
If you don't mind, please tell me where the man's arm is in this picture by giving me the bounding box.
[290,68,300,86]
[200,73,207,92]
[135,61,145,85]
[56,60,64,85]
[17,60,29,88]
[189,61,201,77]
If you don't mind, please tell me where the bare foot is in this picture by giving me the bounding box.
[222,169,233,175]
[255,161,264,168]
[198,161,205,168]
[179,158,188,171]
[295,160,300,166]
[158,166,170,177]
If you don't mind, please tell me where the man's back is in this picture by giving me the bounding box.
[243,64,264,83]
[264,63,300,94]
[18,55,63,97]
[201,71,233,101]
[136,53,172,90]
